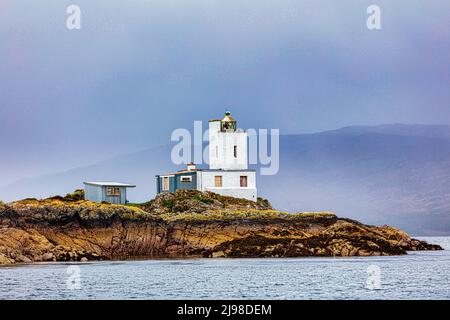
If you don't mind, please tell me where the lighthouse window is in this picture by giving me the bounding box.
[240,176,248,187]
[214,176,223,187]
[234,145,237,158]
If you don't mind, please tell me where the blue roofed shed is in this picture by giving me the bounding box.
[83,182,136,204]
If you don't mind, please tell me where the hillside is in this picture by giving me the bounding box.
[1,124,450,235]
[0,190,442,265]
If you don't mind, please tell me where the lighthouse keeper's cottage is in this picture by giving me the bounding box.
[155,112,257,201]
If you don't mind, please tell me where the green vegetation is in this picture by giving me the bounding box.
[163,199,175,210]
[194,193,214,205]
[120,208,154,220]
[257,197,272,208]
[47,189,84,202]
[126,202,142,207]
[13,197,149,217]
[139,189,274,215]
[203,191,268,208]
[173,190,266,208]
[160,209,336,222]
[296,212,337,218]
[7,189,335,223]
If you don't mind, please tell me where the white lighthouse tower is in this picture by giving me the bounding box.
[208,111,248,170]
[195,111,257,201]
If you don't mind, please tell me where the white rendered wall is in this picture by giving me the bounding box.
[209,121,248,170]
[197,171,257,201]
[208,121,221,169]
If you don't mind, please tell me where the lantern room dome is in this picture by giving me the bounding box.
[220,111,237,131]
[222,111,235,123]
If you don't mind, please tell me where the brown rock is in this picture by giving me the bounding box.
[0,253,13,265]
[0,191,442,264]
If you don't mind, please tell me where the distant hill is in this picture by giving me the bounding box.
[1,124,450,235]
[320,124,450,139]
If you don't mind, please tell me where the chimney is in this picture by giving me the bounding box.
[187,162,196,171]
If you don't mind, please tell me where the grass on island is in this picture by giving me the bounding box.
[10,197,152,220]
[159,209,336,222]
[8,197,335,222]
[6,189,335,223]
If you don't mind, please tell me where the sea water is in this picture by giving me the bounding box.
[0,237,449,300]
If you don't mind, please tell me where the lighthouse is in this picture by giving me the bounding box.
[156,112,257,201]
[208,111,248,170]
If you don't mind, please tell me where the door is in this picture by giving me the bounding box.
[240,176,248,187]
[163,177,169,191]
[214,176,222,187]
[106,187,121,204]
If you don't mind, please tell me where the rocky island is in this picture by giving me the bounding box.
[0,190,442,265]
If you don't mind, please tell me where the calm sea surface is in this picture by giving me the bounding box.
[1,237,449,300]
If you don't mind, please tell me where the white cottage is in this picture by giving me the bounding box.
[156,112,257,201]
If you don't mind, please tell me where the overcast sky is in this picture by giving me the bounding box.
[0,0,449,184]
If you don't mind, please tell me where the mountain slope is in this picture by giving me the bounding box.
[320,124,450,139]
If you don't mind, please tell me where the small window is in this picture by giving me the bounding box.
[180,176,192,182]
[234,145,237,158]
[214,176,222,187]
[162,177,169,191]
[240,176,248,187]
[106,187,121,196]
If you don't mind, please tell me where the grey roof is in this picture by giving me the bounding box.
[200,169,256,172]
[155,170,195,177]
[83,181,136,187]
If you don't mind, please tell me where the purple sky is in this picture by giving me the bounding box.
[1,0,449,185]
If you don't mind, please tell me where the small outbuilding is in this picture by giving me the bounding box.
[83,181,136,204]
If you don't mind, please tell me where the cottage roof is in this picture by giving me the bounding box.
[83,181,136,187]
[156,169,199,177]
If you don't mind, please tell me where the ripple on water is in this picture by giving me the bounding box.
[1,237,449,299]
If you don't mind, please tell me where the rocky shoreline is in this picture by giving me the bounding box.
[0,190,442,265]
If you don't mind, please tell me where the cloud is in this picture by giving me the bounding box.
[0,0,449,183]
